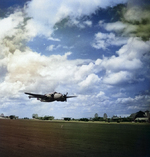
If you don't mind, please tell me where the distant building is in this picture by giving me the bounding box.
[145,110,150,119]
[130,113,137,121]
[0,113,4,118]
[130,110,150,122]
[32,114,38,119]
[112,115,120,122]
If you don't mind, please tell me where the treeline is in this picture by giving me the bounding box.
[65,117,133,122]
[63,113,133,123]
[32,110,149,122]
[32,114,54,120]
[38,116,54,120]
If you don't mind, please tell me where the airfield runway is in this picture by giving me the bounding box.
[0,119,150,157]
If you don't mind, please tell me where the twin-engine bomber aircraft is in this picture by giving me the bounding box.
[25,92,77,102]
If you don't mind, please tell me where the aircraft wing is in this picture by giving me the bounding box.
[24,92,47,99]
[66,96,77,98]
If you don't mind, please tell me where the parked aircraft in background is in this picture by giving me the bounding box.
[25,92,77,102]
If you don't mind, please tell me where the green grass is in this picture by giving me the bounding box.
[52,121,150,157]
[0,119,150,157]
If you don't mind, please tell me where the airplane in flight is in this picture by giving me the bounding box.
[24,92,77,102]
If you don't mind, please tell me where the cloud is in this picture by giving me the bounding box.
[74,62,94,81]
[0,11,24,40]
[25,0,127,37]
[92,32,127,50]
[83,20,92,27]
[46,44,61,51]
[0,20,97,99]
[104,1,150,41]
[0,6,98,101]
[123,6,150,41]
[116,37,150,60]
[116,97,134,104]
[103,71,134,85]
[79,73,101,88]
[102,56,143,72]
[116,95,150,109]
[3,50,90,94]
[105,21,127,32]
[66,19,93,29]
[111,91,126,98]
[46,45,55,51]
[95,37,150,85]
[96,91,109,102]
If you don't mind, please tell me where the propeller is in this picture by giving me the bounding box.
[64,92,77,101]
[64,92,68,101]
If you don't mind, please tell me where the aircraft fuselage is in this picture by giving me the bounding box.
[25,92,76,102]
[38,93,66,102]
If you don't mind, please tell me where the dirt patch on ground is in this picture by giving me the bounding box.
[0,119,71,157]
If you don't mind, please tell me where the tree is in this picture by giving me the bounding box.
[93,113,99,121]
[24,117,29,119]
[79,118,89,122]
[94,113,98,118]
[44,116,54,120]
[64,117,71,121]
[103,113,107,120]
[10,115,16,119]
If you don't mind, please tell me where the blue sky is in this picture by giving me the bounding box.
[0,0,150,119]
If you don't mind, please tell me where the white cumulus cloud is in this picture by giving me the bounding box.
[92,32,127,50]
[25,0,127,37]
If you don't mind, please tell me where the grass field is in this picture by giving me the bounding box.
[0,119,150,157]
